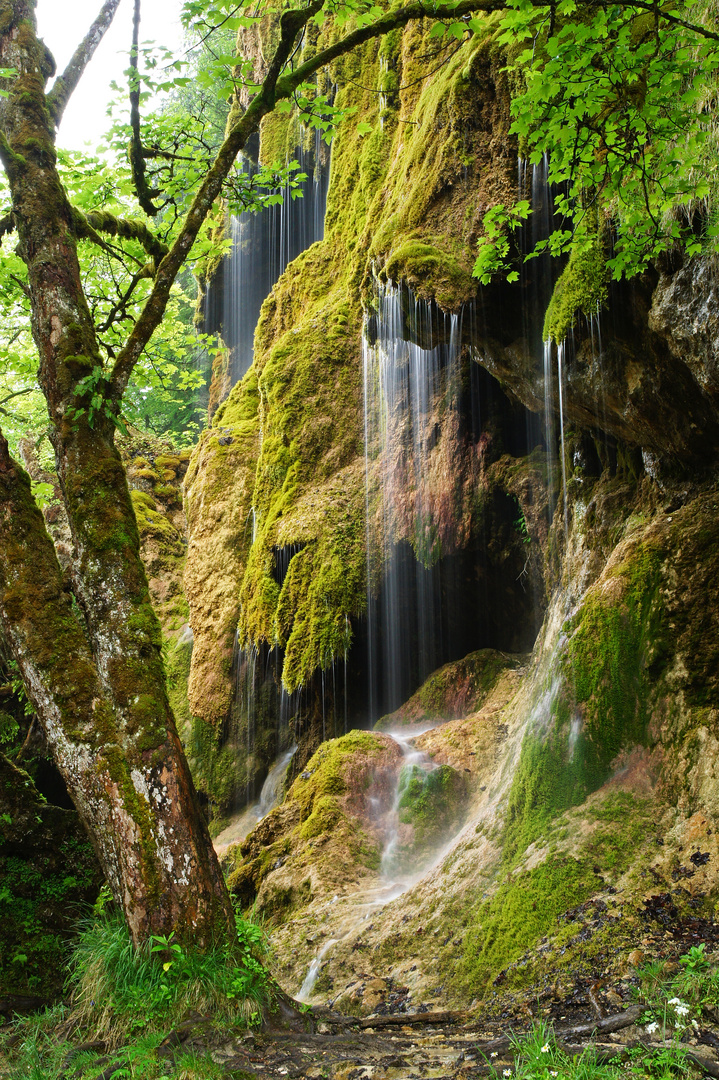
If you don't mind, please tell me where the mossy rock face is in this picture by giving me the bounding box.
[395,763,468,862]
[222,730,401,916]
[376,649,523,729]
[186,13,521,734]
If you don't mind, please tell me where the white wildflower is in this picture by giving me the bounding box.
[645,1021,659,1035]
[541,1044,550,1053]
[668,997,682,1006]
[490,1052,498,1058]
[550,1072,559,1077]
[692,1020,700,1031]
[675,1005,690,1017]
[503,1070,512,1077]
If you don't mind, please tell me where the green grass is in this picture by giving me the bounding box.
[486,1019,698,1080]
[67,902,268,1047]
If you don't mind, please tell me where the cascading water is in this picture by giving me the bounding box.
[208,129,330,386]
[557,340,570,536]
[362,278,466,721]
[298,725,443,1000]
[214,744,296,855]
[379,728,437,880]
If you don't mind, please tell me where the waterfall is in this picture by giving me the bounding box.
[213,745,296,856]
[214,129,330,385]
[379,728,437,880]
[557,341,569,537]
[362,278,465,721]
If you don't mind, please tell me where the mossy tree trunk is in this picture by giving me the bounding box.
[0,0,490,950]
[0,2,235,948]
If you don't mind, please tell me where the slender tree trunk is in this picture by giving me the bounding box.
[0,2,234,948]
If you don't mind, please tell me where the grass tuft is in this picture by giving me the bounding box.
[67,904,268,1048]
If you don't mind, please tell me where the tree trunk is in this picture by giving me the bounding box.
[0,2,234,948]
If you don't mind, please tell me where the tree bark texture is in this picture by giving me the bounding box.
[0,2,235,947]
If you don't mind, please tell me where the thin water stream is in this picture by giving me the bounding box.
[214,746,296,856]
[298,726,446,1001]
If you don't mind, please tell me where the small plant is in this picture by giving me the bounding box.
[68,907,268,1047]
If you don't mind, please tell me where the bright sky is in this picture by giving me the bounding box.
[35,0,184,152]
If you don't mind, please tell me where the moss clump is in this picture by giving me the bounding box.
[543,235,609,343]
[299,793,344,839]
[130,490,177,540]
[259,109,300,167]
[378,649,522,727]
[459,855,597,996]
[128,467,159,482]
[290,728,381,822]
[397,763,468,852]
[383,240,469,311]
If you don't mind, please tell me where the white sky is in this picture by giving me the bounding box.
[36,0,184,152]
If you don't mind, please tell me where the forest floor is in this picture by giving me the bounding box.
[3,992,719,1078]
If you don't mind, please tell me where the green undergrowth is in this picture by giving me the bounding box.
[0,1008,252,1080]
[69,903,268,1048]
[0,835,99,1001]
[0,896,270,1078]
[488,1018,700,1080]
[0,757,101,1001]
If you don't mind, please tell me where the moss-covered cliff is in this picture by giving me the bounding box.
[183,15,548,814]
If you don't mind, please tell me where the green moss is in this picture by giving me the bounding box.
[289,729,384,820]
[164,636,193,743]
[543,235,609,343]
[237,274,366,691]
[299,793,344,839]
[259,109,300,167]
[567,543,665,754]
[383,240,468,310]
[502,542,665,864]
[397,763,468,852]
[459,855,597,996]
[130,489,178,540]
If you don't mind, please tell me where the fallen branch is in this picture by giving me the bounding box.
[465,1005,643,1051]
[357,1009,466,1029]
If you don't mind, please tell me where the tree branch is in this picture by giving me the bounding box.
[73,207,168,265]
[47,0,123,126]
[109,0,497,397]
[0,387,34,409]
[129,0,160,217]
